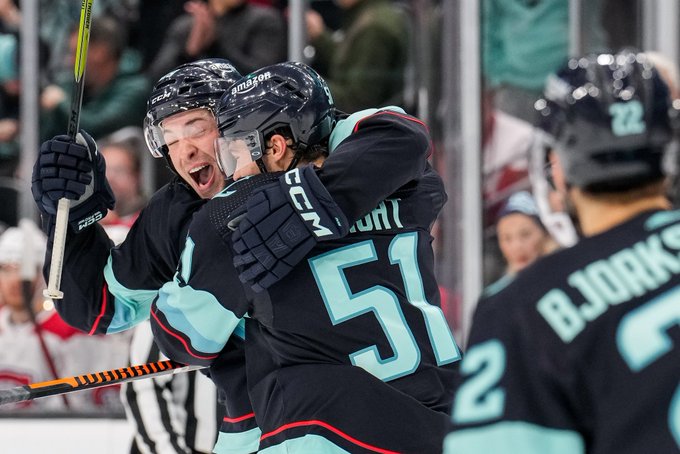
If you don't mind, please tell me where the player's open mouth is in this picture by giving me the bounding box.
[189,164,214,191]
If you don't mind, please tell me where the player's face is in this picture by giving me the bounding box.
[162,108,224,199]
[497,213,547,274]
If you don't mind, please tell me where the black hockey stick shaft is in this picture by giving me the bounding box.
[44,0,95,300]
[0,360,204,406]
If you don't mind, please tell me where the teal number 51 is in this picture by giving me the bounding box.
[309,232,460,382]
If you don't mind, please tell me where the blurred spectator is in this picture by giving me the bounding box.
[0,0,19,33]
[99,132,147,244]
[147,0,286,81]
[0,220,129,412]
[0,220,66,411]
[482,91,535,228]
[0,31,50,178]
[493,191,557,281]
[305,0,409,112]
[0,33,19,177]
[483,0,606,123]
[37,0,138,75]
[40,15,150,141]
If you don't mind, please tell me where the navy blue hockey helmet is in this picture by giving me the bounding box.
[214,61,336,178]
[144,59,241,159]
[535,50,676,192]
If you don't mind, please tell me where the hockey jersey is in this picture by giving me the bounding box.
[445,209,680,454]
[51,108,437,452]
[151,160,459,448]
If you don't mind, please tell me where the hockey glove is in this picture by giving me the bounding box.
[31,130,115,232]
[231,165,350,292]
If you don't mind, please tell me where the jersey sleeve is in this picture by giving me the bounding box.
[150,200,250,368]
[50,181,205,335]
[443,292,586,454]
[319,108,432,223]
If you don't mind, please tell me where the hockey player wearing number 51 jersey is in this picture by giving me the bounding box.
[445,50,680,453]
[150,62,460,453]
[31,58,444,452]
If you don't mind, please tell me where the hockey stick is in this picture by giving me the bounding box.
[0,360,204,406]
[44,0,94,300]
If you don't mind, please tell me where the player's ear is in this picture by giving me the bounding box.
[268,134,289,164]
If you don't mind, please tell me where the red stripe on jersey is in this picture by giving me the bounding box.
[150,309,218,361]
[352,110,429,133]
[260,419,399,454]
[89,282,109,335]
[223,412,255,423]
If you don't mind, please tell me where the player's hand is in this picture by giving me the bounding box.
[231,165,349,292]
[31,130,115,233]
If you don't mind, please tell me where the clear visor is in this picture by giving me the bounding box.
[528,129,579,248]
[143,108,217,158]
[215,131,264,178]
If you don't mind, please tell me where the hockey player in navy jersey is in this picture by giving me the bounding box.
[31,60,441,452]
[150,61,460,453]
[31,59,261,452]
[445,50,680,454]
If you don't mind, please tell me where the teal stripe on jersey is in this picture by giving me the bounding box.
[258,434,351,454]
[233,318,246,340]
[214,427,262,454]
[104,256,157,333]
[156,278,242,354]
[443,421,585,454]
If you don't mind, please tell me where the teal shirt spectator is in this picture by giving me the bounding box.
[483,0,606,92]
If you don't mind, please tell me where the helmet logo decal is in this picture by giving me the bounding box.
[609,101,646,136]
[151,90,173,106]
[231,72,272,95]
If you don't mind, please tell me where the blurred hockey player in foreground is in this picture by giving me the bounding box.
[445,50,680,453]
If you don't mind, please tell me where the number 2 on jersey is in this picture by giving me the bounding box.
[617,288,680,447]
[309,232,460,382]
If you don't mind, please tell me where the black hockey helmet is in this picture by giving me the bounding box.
[535,50,676,192]
[144,59,241,159]
[214,61,336,178]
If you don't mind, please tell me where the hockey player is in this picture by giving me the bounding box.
[32,59,258,452]
[444,50,680,453]
[150,62,460,453]
[31,59,441,452]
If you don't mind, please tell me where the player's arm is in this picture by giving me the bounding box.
[232,107,433,291]
[319,107,431,221]
[444,293,585,454]
[32,132,203,334]
[150,207,249,367]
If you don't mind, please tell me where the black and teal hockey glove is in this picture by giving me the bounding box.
[31,130,115,232]
[231,165,349,292]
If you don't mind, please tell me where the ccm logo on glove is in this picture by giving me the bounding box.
[284,168,334,238]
